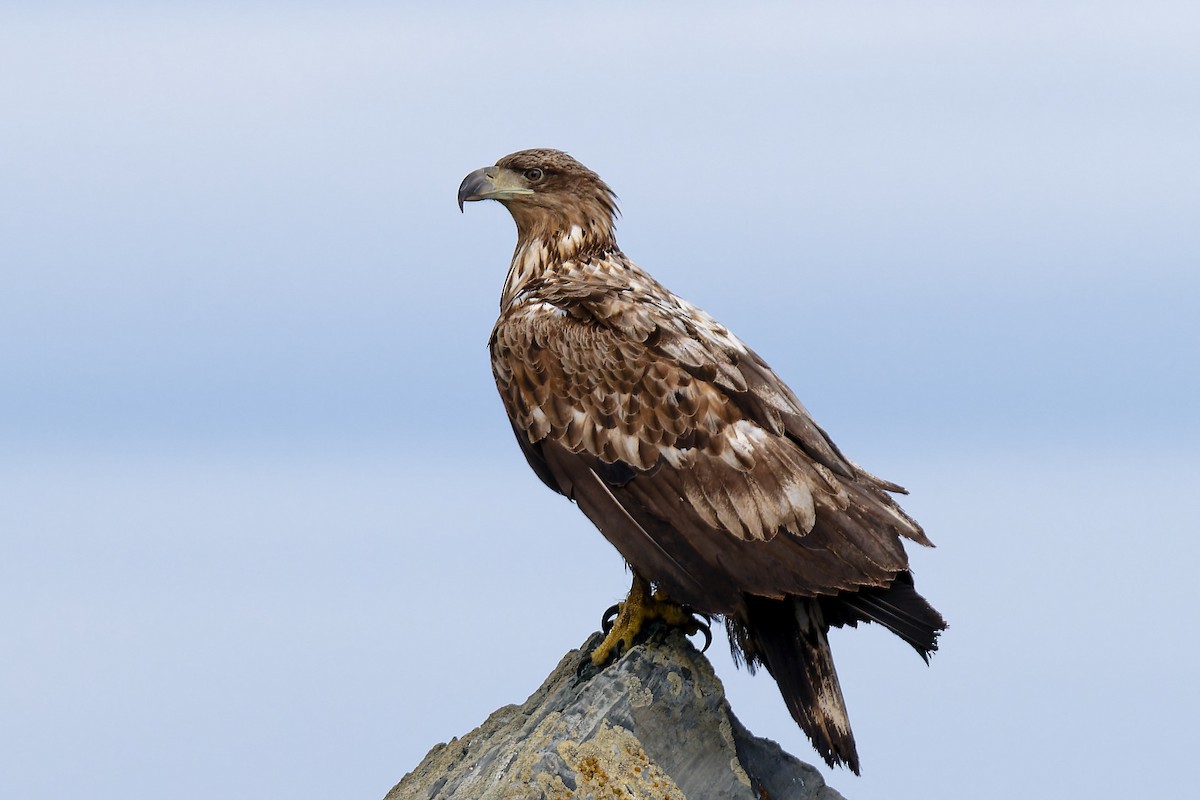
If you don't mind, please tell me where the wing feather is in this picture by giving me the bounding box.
[490,265,931,610]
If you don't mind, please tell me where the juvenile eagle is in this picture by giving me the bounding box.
[458,148,945,774]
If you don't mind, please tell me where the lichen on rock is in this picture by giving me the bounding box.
[385,628,845,800]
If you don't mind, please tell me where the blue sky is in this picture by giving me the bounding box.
[2,3,1198,799]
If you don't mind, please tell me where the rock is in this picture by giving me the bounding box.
[385,627,846,800]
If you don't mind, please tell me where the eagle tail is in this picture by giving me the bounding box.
[733,596,861,775]
[821,572,948,662]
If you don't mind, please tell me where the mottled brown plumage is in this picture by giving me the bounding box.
[458,148,946,774]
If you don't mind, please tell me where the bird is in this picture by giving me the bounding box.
[457,148,946,774]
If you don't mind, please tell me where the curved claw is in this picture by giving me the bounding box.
[691,614,713,652]
[600,603,621,634]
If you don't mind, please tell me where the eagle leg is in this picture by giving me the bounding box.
[600,601,711,650]
[590,574,711,666]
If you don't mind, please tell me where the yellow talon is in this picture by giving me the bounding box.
[591,575,706,666]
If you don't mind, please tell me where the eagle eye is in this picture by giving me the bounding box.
[523,168,545,183]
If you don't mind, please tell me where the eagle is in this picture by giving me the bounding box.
[457,148,946,774]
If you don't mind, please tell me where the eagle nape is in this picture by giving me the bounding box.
[591,574,712,666]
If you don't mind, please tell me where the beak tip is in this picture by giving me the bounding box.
[458,166,497,213]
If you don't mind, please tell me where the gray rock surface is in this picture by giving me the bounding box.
[386,628,846,800]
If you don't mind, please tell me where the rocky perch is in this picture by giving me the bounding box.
[386,627,845,800]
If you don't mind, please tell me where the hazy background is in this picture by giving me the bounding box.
[2,2,1197,798]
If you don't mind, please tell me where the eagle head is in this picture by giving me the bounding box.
[458,149,619,244]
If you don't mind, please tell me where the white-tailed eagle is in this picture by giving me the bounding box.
[458,148,946,774]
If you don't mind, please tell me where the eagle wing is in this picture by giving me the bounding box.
[490,274,929,615]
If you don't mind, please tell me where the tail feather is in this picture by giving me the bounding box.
[736,596,862,774]
[821,571,947,661]
[728,574,946,774]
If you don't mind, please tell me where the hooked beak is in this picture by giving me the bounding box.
[457,166,534,212]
